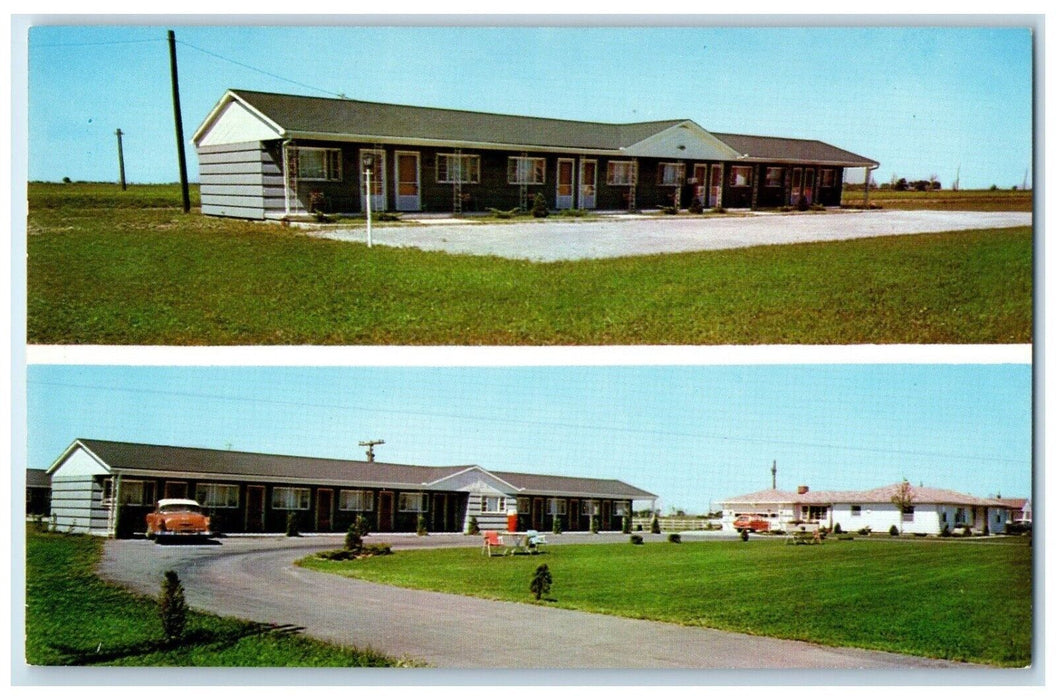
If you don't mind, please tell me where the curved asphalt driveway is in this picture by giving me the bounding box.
[99,535,977,670]
[311,210,1031,262]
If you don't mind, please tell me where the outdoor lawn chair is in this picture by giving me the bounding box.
[527,530,547,553]
[482,530,504,556]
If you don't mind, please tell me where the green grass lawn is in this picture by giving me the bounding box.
[25,531,408,666]
[300,537,1033,666]
[26,183,1031,345]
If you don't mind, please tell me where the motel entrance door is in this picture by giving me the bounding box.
[693,164,708,207]
[395,152,421,211]
[578,160,597,209]
[556,158,575,210]
[316,488,333,532]
[709,164,723,208]
[377,491,394,532]
[245,485,265,532]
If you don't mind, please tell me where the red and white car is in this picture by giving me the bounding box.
[146,498,212,539]
[733,513,771,533]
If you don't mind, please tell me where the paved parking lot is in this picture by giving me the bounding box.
[310,210,1031,262]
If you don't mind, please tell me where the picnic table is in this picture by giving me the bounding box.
[501,533,531,554]
[787,529,823,545]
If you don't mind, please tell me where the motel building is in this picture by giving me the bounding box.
[45,439,657,538]
[192,89,878,220]
[720,483,1012,536]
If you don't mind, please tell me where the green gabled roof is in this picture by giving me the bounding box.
[226,89,685,152]
[709,132,878,167]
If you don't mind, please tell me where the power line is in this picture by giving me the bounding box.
[30,379,1029,466]
[33,34,345,99]
[176,39,345,98]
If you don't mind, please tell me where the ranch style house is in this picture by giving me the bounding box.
[720,482,1016,536]
[45,439,657,539]
[192,89,879,220]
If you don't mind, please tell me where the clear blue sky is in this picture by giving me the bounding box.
[27,363,1032,513]
[23,22,1034,190]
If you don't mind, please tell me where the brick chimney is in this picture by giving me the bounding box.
[797,485,809,494]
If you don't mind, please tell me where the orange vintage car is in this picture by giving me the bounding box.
[145,498,212,539]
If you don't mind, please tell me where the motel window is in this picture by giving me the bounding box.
[196,483,239,509]
[902,506,915,522]
[548,498,567,516]
[851,505,862,517]
[606,160,637,186]
[582,500,599,516]
[437,153,481,184]
[955,507,966,524]
[507,157,546,185]
[729,166,752,188]
[118,480,154,506]
[339,489,374,512]
[765,167,785,188]
[820,169,835,188]
[480,496,506,513]
[613,502,629,517]
[517,497,531,513]
[298,147,342,182]
[399,492,429,513]
[272,487,311,510]
[657,162,685,186]
[102,478,154,506]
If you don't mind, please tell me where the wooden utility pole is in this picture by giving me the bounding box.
[168,29,191,213]
[115,128,127,190]
[771,460,777,490]
[359,439,385,462]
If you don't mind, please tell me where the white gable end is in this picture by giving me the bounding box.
[50,444,111,479]
[197,99,283,147]
[430,468,518,495]
[623,121,741,160]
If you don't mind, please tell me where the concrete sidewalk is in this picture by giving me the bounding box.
[309,210,1031,262]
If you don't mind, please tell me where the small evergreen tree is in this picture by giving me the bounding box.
[530,564,552,601]
[159,570,188,641]
[552,516,562,535]
[531,192,549,218]
[621,514,631,534]
[833,523,843,535]
[468,515,480,535]
[590,515,599,534]
[650,514,661,534]
[345,514,370,553]
[889,524,900,537]
[417,514,428,536]
[285,512,300,537]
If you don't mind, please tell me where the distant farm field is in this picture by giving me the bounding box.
[300,537,1033,667]
[26,183,1032,345]
[841,187,1033,211]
